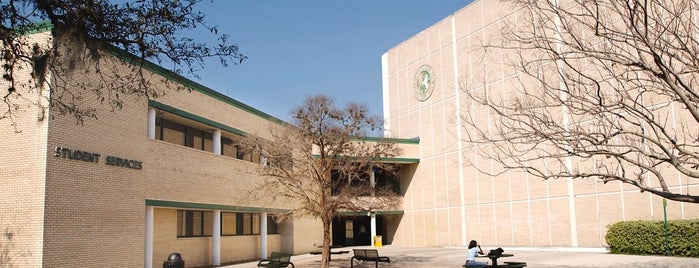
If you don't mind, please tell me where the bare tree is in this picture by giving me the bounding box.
[462,0,699,203]
[1,0,245,125]
[247,94,401,267]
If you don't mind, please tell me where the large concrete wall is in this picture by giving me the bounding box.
[382,0,699,249]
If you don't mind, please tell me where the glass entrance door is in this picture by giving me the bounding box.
[344,220,354,245]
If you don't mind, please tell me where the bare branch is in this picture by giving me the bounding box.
[463,0,699,203]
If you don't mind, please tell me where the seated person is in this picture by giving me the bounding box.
[464,240,488,267]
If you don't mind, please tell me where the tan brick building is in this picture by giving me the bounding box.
[1,23,420,268]
[381,0,699,249]
[0,26,328,267]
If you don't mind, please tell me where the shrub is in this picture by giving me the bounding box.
[606,219,699,257]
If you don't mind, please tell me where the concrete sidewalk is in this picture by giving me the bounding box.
[220,245,698,268]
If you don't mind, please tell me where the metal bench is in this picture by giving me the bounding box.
[462,261,527,268]
[350,249,390,268]
[257,252,294,268]
[502,261,527,267]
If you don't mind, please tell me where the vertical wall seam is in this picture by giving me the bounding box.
[452,15,467,247]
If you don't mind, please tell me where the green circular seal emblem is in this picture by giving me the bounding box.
[414,65,435,102]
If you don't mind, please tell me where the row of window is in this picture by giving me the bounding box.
[331,166,402,196]
[155,118,262,164]
[177,210,279,237]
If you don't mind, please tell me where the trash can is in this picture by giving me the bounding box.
[373,235,383,247]
[163,252,184,268]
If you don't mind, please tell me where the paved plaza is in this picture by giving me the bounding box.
[220,245,698,268]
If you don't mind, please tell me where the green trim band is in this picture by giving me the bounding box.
[380,157,419,163]
[101,45,286,125]
[16,21,54,35]
[338,210,404,216]
[354,137,420,144]
[20,21,285,124]
[146,199,290,214]
[149,100,248,137]
[311,155,420,163]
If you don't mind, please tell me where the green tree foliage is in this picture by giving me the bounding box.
[1,0,245,123]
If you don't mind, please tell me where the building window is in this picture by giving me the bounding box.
[222,212,237,235]
[330,166,402,196]
[220,212,278,236]
[267,215,278,234]
[239,213,258,235]
[158,119,186,146]
[221,137,237,158]
[157,118,214,151]
[177,210,213,237]
[185,128,213,151]
[154,115,265,165]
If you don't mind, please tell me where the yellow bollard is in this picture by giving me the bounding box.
[374,235,383,247]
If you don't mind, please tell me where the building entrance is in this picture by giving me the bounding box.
[331,215,384,246]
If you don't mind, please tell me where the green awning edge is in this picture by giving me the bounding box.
[311,155,420,163]
[15,20,54,35]
[338,210,404,216]
[149,100,248,137]
[15,21,285,125]
[354,137,420,144]
[146,199,290,214]
[104,45,288,125]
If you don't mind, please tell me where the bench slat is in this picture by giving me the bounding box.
[351,249,390,268]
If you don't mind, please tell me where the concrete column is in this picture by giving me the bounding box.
[213,129,222,154]
[370,213,377,247]
[260,212,268,258]
[145,206,154,268]
[213,210,221,266]
[147,107,156,139]
[369,167,377,246]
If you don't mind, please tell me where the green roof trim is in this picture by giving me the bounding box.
[311,154,420,163]
[101,45,287,125]
[354,137,420,144]
[149,100,248,137]
[16,21,54,35]
[338,210,404,216]
[376,157,420,163]
[20,21,285,124]
[146,199,290,214]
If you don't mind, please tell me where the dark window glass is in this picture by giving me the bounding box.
[162,120,186,145]
[177,210,212,237]
[153,116,261,165]
[222,137,236,158]
[252,214,260,234]
[185,128,203,149]
[242,213,252,234]
[155,119,163,140]
[203,132,213,152]
[179,211,278,237]
[236,145,247,161]
[267,215,278,234]
[222,212,237,235]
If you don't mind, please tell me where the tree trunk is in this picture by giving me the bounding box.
[320,216,332,268]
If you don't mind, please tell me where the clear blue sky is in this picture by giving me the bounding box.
[186,0,472,122]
